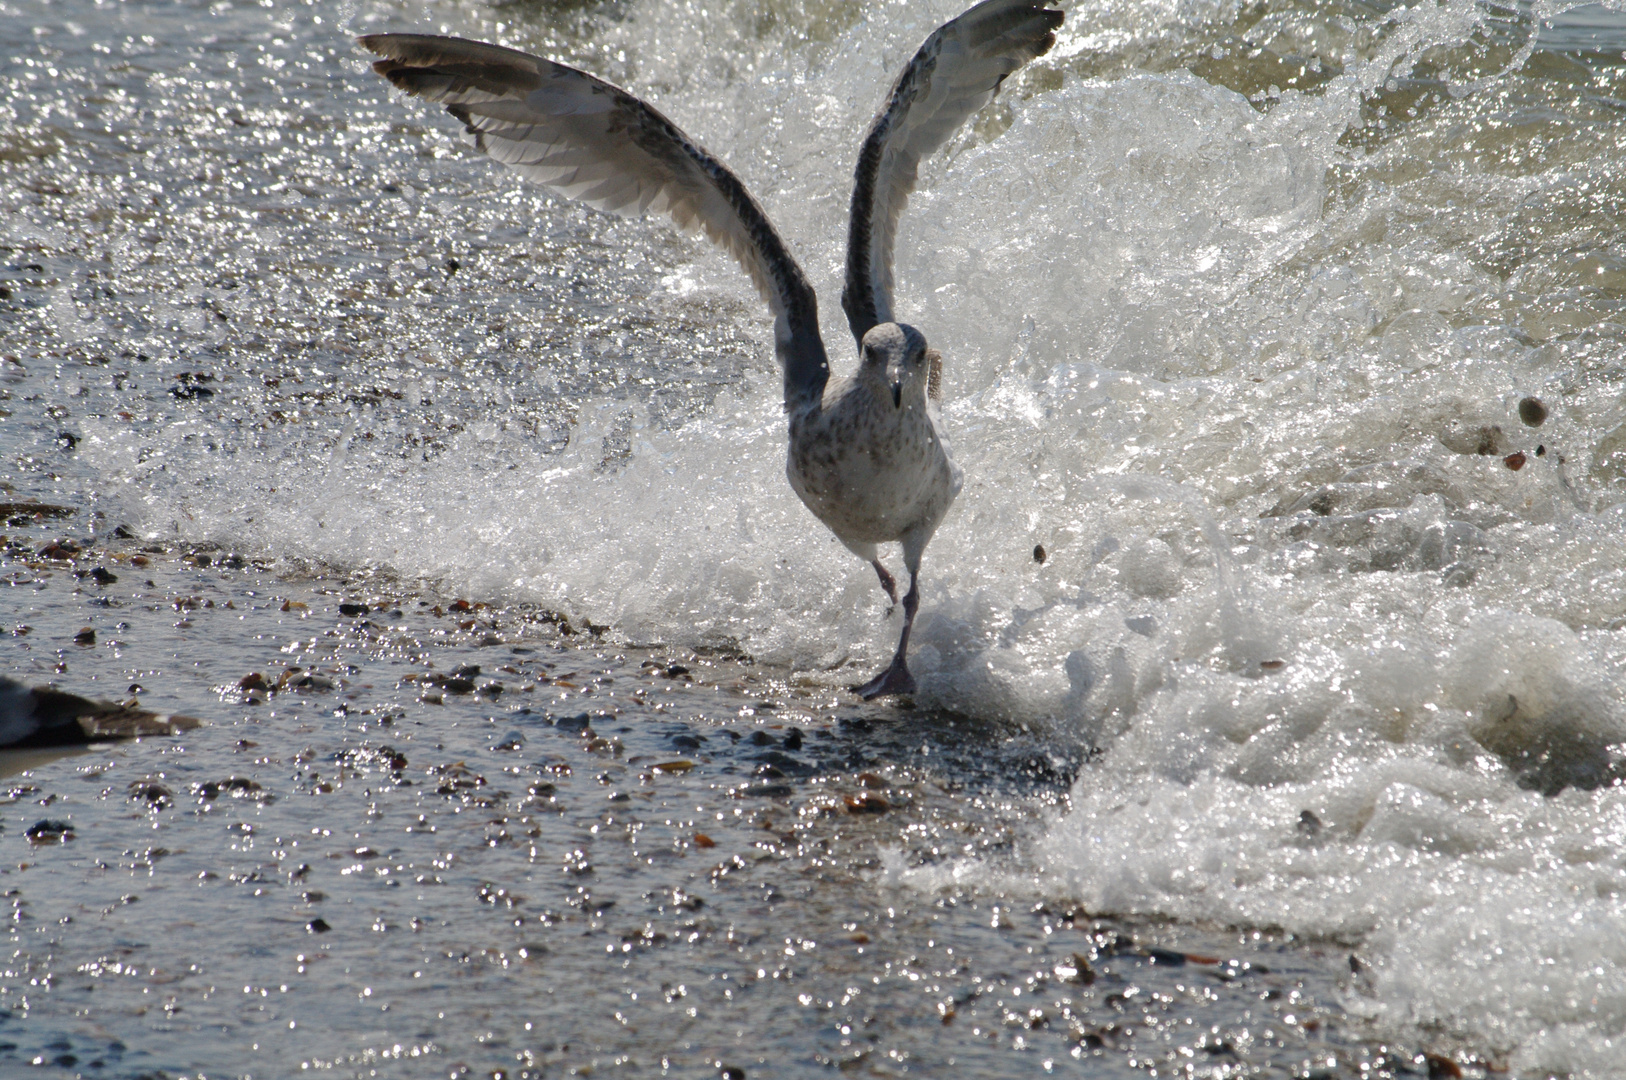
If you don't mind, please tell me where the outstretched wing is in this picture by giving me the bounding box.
[841,0,1063,350]
[361,34,829,407]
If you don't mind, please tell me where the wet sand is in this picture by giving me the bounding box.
[1,516,1484,1079]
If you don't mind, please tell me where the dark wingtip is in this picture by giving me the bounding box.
[357,33,420,62]
[357,32,451,63]
[356,34,547,95]
[973,3,1066,63]
[1033,6,1066,56]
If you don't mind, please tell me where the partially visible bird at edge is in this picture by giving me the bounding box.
[362,0,1064,699]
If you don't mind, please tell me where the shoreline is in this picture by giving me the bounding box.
[1,523,1494,1078]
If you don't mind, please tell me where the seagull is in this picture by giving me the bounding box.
[362,0,1063,698]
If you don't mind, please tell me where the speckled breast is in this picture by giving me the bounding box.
[785,390,958,545]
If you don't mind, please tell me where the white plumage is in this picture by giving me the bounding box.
[364,0,1062,697]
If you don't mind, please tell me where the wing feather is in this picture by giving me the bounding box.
[361,33,830,406]
[841,0,1063,350]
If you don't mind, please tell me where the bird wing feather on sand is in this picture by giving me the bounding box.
[0,675,200,750]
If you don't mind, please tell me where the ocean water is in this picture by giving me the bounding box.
[5,0,1626,1074]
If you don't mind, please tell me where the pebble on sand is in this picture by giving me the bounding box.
[845,792,890,814]
[25,819,75,844]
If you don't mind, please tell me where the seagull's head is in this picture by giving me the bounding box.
[860,322,930,409]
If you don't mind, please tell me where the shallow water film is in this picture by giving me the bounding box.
[4,0,1626,1074]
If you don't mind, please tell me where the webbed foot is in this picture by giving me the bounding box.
[854,660,916,700]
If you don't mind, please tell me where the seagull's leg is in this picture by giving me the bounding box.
[843,540,896,607]
[871,560,898,606]
[856,572,919,699]
[856,534,928,700]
